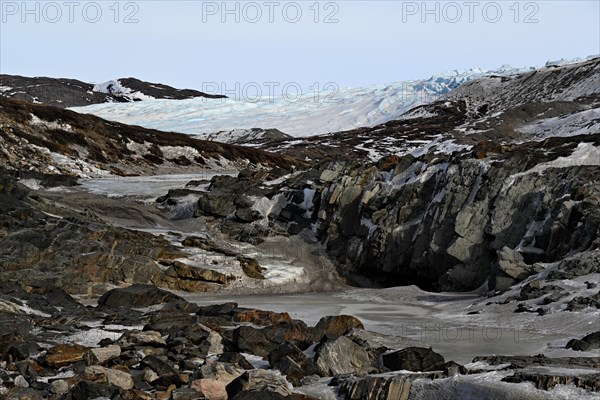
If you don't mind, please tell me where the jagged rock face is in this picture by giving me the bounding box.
[0,207,182,293]
[0,173,238,294]
[269,136,600,291]
[188,135,599,292]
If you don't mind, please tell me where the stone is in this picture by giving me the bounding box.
[98,284,185,308]
[85,365,134,390]
[182,236,238,257]
[233,321,310,357]
[190,378,228,400]
[226,370,291,399]
[268,342,307,367]
[171,387,204,400]
[145,313,199,335]
[377,155,401,171]
[503,370,600,391]
[44,344,89,368]
[14,375,28,388]
[199,361,244,385]
[382,347,445,372]
[235,207,262,223]
[314,336,371,377]
[3,387,44,400]
[156,384,177,400]
[68,380,119,400]
[338,373,440,400]
[196,192,236,218]
[497,247,532,280]
[90,344,121,364]
[166,261,234,284]
[118,330,166,347]
[443,361,466,376]
[274,356,305,387]
[231,309,292,326]
[7,341,40,362]
[237,257,266,280]
[310,315,365,342]
[144,368,160,383]
[471,354,600,369]
[141,355,186,387]
[204,330,224,355]
[566,292,600,311]
[49,379,69,395]
[566,331,600,351]
[218,353,254,370]
[227,392,288,400]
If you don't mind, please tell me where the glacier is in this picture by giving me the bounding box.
[71,64,537,141]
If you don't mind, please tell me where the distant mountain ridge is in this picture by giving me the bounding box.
[0,75,226,108]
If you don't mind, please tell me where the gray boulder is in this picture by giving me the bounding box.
[314,336,371,377]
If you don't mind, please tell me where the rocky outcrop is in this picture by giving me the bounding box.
[0,171,259,294]
[263,135,600,292]
[188,126,599,294]
[0,189,184,293]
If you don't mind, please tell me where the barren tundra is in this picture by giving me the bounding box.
[0,57,599,400]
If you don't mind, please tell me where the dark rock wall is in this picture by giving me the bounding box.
[277,138,600,291]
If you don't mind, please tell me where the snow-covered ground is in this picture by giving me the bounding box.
[517,108,600,139]
[71,65,535,140]
[504,142,600,189]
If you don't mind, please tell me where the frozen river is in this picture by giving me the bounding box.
[78,171,237,202]
[183,284,600,365]
[75,173,600,366]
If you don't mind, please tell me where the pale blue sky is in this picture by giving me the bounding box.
[1,1,598,92]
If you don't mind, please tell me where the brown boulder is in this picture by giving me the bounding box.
[44,344,89,368]
[310,315,364,342]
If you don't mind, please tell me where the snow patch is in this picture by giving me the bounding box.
[518,108,600,139]
[30,113,73,131]
[505,143,600,188]
[93,80,155,101]
[160,145,200,160]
